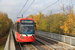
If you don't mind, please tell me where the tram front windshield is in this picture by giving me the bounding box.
[20,25,34,34]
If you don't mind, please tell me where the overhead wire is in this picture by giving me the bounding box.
[40,0,59,11]
[17,0,28,16]
[23,0,35,14]
[33,0,59,14]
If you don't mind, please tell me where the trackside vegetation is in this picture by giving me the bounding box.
[0,12,12,49]
[27,12,75,37]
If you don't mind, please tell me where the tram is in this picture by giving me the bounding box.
[14,18,36,42]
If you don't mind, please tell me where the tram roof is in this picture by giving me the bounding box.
[16,18,35,23]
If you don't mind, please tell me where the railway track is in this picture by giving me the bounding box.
[32,40,53,50]
[36,35,73,50]
[15,35,73,50]
[16,41,53,50]
[17,42,37,50]
[23,43,36,50]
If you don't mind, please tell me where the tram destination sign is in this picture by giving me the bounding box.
[21,20,33,23]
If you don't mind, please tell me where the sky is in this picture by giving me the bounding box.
[0,0,75,22]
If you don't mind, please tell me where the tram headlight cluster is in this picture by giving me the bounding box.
[20,35,23,39]
[32,35,34,38]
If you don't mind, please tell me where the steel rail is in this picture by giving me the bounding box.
[19,42,23,50]
[35,37,55,50]
[36,35,73,50]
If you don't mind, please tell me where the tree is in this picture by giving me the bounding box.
[0,12,12,38]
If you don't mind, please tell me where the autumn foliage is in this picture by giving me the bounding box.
[27,12,75,37]
[0,12,12,38]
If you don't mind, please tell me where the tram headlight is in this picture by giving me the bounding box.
[20,35,23,39]
[32,35,34,38]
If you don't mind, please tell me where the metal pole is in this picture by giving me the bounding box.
[22,14,23,18]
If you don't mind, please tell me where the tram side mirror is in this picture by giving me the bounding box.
[34,23,36,27]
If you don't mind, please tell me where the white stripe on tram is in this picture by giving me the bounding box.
[20,34,34,36]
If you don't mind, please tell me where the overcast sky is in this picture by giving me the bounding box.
[0,0,75,22]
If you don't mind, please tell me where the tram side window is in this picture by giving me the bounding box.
[17,23,20,33]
